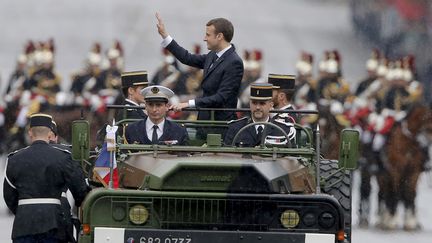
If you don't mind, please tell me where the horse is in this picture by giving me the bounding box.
[46,105,112,149]
[318,104,347,160]
[377,103,432,230]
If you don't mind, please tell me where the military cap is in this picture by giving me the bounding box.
[30,113,53,129]
[121,70,149,88]
[141,85,174,102]
[268,74,295,90]
[250,83,273,100]
[51,121,57,135]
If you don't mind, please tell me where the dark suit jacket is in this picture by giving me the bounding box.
[125,118,188,145]
[166,40,244,121]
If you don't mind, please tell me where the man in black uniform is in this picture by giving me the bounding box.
[125,85,188,145]
[3,113,88,243]
[50,120,88,243]
[224,83,296,147]
[118,70,149,120]
[268,73,298,122]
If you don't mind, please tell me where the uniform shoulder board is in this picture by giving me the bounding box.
[274,118,294,127]
[277,113,290,118]
[7,146,29,157]
[125,103,135,111]
[227,116,247,124]
[52,145,72,154]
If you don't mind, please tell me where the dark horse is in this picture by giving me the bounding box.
[318,105,347,160]
[1,104,111,153]
[47,106,112,149]
[377,103,432,230]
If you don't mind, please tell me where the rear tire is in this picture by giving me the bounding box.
[320,159,352,243]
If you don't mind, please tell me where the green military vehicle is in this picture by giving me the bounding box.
[72,110,359,243]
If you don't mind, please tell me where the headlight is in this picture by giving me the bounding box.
[302,212,316,227]
[318,212,335,228]
[129,205,149,225]
[112,206,126,221]
[280,209,300,228]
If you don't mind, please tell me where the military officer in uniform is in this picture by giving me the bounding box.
[268,74,298,122]
[3,113,88,243]
[49,120,87,243]
[125,85,188,145]
[118,70,149,120]
[224,83,296,147]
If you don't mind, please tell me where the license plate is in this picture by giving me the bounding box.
[124,229,307,243]
[128,236,191,243]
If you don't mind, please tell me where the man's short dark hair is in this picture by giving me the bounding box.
[280,89,294,101]
[207,18,234,42]
[122,87,129,98]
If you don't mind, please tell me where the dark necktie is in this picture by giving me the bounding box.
[210,54,218,68]
[257,126,263,143]
[152,125,158,144]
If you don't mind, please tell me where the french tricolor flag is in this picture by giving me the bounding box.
[94,122,119,188]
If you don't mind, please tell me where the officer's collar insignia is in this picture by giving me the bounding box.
[151,87,159,94]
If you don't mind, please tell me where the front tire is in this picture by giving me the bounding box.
[320,159,352,243]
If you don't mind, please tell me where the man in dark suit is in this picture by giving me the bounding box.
[224,83,296,147]
[3,113,88,243]
[125,85,188,145]
[268,74,299,122]
[155,13,244,126]
[117,70,149,120]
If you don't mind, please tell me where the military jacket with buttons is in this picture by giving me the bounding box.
[223,117,295,147]
[273,105,299,123]
[3,140,88,239]
[122,99,147,120]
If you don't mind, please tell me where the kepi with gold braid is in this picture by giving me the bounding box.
[268,74,295,90]
[121,70,149,88]
[250,83,273,101]
[29,113,53,129]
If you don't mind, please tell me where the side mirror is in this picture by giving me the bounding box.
[72,120,90,161]
[338,129,359,170]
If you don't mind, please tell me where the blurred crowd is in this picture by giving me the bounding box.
[350,0,432,97]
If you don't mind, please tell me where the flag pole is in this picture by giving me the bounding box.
[108,151,113,189]
[106,119,117,189]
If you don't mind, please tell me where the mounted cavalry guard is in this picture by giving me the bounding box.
[293,51,316,109]
[3,113,88,243]
[268,73,298,122]
[70,43,104,100]
[224,83,296,147]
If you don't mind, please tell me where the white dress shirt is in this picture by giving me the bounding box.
[252,117,270,134]
[145,119,165,141]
